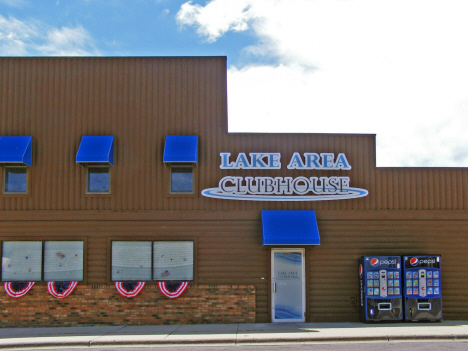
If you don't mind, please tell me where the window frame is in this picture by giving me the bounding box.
[164,163,198,198]
[0,239,86,283]
[110,240,195,283]
[169,164,195,194]
[2,165,29,195]
[85,164,111,195]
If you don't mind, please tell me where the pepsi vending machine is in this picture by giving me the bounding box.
[358,256,403,322]
[402,255,442,321]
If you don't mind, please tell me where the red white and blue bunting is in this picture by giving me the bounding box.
[157,282,189,299]
[4,282,35,298]
[47,281,78,299]
[115,281,146,298]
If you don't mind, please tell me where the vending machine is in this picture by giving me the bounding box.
[402,255,442,321]
[358,256,403,322]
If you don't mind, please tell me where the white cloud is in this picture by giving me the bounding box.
[0,15,99,56]
[38,26,97,56]
[0,16,37,55]
[178,0,468,167]
[0,0,27,8]
[177,0,254,42]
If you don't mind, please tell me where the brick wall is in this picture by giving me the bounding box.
[0,284,256,326]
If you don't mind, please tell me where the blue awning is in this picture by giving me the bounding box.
[76,136,114,165]
[262,210,320,246]
[163,136,198,164]
[0,136,33,166]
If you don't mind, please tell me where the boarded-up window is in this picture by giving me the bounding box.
[44,241,84,281]
[111,241,152,281]
[153,241,193,281]
[2,241,42,281]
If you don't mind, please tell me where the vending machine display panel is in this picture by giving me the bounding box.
[402,255,442,322]
[358,256,403,323]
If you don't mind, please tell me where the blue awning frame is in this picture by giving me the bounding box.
[0,136,33,166]
[261,210,320,246]
[163,135,198,164]
[76,136,114,166]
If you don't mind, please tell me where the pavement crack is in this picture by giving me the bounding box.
[163,324,182,340]
[88,325,128,345]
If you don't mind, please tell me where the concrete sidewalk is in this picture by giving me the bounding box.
[0,321,467,348]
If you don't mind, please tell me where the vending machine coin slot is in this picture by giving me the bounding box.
[419,269,426,298]
[379,270,387,297]
[418,302,431,310]
[378,302,392,311]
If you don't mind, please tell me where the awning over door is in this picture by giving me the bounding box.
[0,136,33,166]
[163,136,198,164]
[261,210,320,246]
[76,136,114,165]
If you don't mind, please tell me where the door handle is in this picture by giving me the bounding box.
[273,282,276,293]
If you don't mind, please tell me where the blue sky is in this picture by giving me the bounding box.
[1,0,468,167]
[0,0,256,62]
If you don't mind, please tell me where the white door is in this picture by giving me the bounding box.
[271,249,305,322]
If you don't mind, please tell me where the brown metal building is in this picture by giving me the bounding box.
[0,56,467,326]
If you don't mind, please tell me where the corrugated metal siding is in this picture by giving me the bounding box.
[0,57,466,211]
[1,57,468,323]
[0,216,466,322]
[309,219,468,321]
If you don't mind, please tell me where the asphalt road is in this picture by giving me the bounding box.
[23,341,468,351]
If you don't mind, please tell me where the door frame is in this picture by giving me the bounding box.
[271,248,306,323]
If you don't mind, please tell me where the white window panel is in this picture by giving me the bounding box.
[153,241,193,281]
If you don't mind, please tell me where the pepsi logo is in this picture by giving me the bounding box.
[410,258,419,266]
[359,264,363,276]
[370,258,379,267]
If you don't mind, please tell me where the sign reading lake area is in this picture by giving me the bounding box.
[201,152,369,202]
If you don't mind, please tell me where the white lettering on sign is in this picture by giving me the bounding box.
[201,152,368,201]
[218,176,350,195]
[220,153,281,169]
[287,152,351,170]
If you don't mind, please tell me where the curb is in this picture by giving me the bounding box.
[2,333,468,348]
